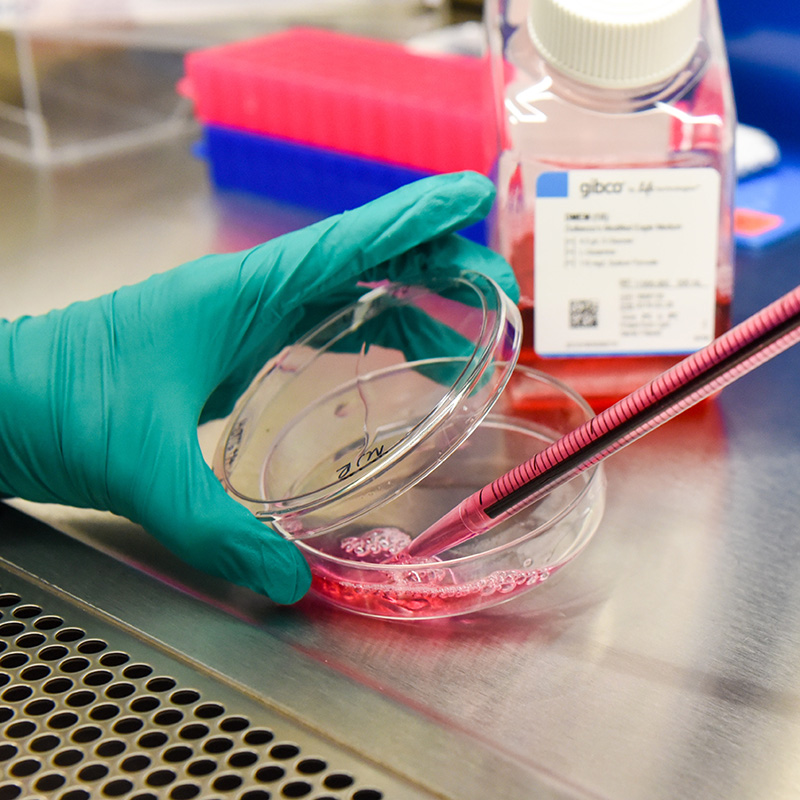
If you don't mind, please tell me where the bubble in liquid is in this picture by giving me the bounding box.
[340,527,412,558]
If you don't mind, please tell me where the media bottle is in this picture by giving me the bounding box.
[485,0,735,409]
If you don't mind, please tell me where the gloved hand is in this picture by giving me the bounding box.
[0,171,518,604]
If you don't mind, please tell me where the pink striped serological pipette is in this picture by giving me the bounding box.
[400,283,800,560]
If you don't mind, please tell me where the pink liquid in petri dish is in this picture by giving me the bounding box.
[306,528,553,618]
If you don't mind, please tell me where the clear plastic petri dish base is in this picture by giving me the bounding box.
[213,268,606,619]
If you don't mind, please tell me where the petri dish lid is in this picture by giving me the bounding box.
[213,267,521,538]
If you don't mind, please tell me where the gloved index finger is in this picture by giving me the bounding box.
[240,171,497,307]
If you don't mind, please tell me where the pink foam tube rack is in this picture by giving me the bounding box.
[181,27,495,176]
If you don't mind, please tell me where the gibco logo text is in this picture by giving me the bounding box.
[580,179,624,198]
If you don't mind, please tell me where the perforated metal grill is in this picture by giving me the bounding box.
[0,589,386,800]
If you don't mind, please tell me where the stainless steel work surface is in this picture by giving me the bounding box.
[3,130,800,800]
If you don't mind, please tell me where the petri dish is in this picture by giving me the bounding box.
[214,268,521,537]
[295,365,606,619]
[213,267,606,618]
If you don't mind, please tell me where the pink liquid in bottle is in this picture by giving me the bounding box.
[486,0,735,410]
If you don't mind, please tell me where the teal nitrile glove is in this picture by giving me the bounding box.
[0,171,518,604]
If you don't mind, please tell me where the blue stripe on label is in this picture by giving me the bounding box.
[537,171,569,198]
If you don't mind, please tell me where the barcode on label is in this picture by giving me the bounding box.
[569,299,599,329]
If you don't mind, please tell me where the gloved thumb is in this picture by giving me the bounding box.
[133,435,311,604]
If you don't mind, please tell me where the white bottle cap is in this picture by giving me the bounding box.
[528,0,702,89]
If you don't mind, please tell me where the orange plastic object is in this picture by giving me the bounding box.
[182,27,496,176]
[734,207,784,238]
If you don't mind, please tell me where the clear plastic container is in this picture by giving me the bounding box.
[0,29,191,165]
[486,0,736,410]
[295,365,606,619]
[213,267,606,619]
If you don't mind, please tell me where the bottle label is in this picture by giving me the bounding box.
[533,167,720,357]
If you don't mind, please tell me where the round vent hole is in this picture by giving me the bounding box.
[146,676,177,692]
[270,743,300,760]
[103,778,134,797]
[179,723,209,740]
[0,593,21,607]
[12,604,41,618]
[255,765,284,783]
[26,698,56,715]
[203,737,233,754]
[71,725,102,743]
[212,774,242,792]
[170,689,200,705]
[153,708,183,726]
[30,733,60,752]
[61,789,90,800]
[0,653,28,668]
[228,750,258,768]
[78,762,110,782]
[146,768,177,787]
[163,746,192,763]
[43,678,74,694]
[297,758,327,774]
[138,732,168,748]
[0,622,25,636]
[20,665,50,681]
[9,757,40,777]
[170,785,201,800]
[113,716,144,735]
[3,685,33,702]
[121,755,151,772]
[15,633,45,648]
[100,652,130,668]
[282,781,313,798]
[66,690,96,707]
[95,739,126,758]
[323,773,355,790]
[122,663,151,678]
[35,773,66,792]
[39,645,69,661]
[84,670,114,687]
[0,743,17,760]
[194,702,224,719]
[77,639,108,654]
[33,616,63,630]
[89,704,121,722]
[53,748,84,767]
[186,758,217,777]
[130,696,160,713]
[244,729,274,746]
[60,657,91,674]
[55,627,86,643]
[6,720,36,737]
[105,681,135,698]
[48,711,79,729]
[220,715,249,732]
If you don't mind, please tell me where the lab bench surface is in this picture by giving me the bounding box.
[3,135,800,800]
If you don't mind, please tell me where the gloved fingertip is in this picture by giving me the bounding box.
[445,170,496,200]
[417,170,496,225]
[257,534,313,604]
